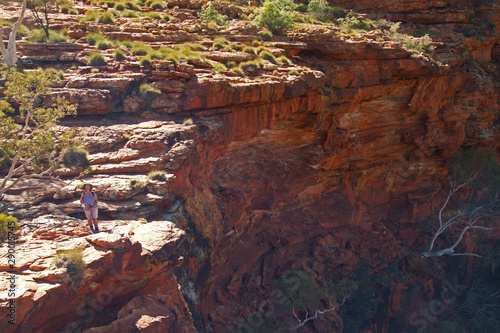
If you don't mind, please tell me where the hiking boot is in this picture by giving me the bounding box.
[95,227,100,233]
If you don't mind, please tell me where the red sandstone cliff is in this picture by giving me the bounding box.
[1,0,499,332]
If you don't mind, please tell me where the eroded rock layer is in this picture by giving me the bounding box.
[1,0,499,332]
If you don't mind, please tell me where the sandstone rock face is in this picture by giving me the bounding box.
[0,218,193,333]
[1,0,499,332]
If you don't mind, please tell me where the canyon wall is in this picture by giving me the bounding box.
[1,0,499,332]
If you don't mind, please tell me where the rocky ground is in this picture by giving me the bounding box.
[1,0,499,332]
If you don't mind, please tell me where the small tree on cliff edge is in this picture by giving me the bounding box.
[0,0,27,66]
[0,65,79,203]
[421,149,500,258]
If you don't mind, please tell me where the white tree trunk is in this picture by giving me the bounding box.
[0,0,27,66]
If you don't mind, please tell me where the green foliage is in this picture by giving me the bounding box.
[271,270,354,330]
[0,20,29,36]
[213,37,229,50]
[0,213,19,242]
[147,169,168,181]
[260,29,273,40]
[86,32,105,45]
[96,38,114,50]
[0,66,79,197]
[120,40,133,48]
[198,3,228,25]
[231,66,245,77]
[87,51,107,66]
[386,21,435,55]
[121,9,138,17]
[143,11,162,19]
[131,42,152,55]
[139,83,161,98]
[329,6,346,19]
[259,50,276,63]
[27,29,67,42]
[113,48,127,61]
[211,61,226,73]
[60,4,72,14]
[63,147,89,166]
[124,1,140,10]
[114,2,125,10]
[276,55,291,65]
[253,0,296,35]
[337,14,372,33]
[80,10,99,22]
[307,0,329,21]
[54,248,85,286]
[242,45,255,54]
[150,1,165,10]
[98,11,115,24]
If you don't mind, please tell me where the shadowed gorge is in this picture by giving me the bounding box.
[1,0,499,332]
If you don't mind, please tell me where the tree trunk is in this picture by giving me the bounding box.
[0,0,27,66]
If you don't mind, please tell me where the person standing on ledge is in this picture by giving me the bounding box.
[80,183,99,232]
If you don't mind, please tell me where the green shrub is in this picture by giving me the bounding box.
[60,4,72,14]
[69,8,79,15]
[276,55,291,65]
[253,0,295,35]
[182,42,206,51]
[80,11,99,22]
[124,1,140,10]
[260,29,273,40]
[337,14,372,33]
[231,43,245,51]
[63,147,89,166]
[198,3,228,25]
[0,19,14,28]
[54,248,85,287]
[98,11,115,24]
[131,42,152,55]
[150,1,165,10]
[329,6,346,19]
[143,11,162,19]
[121,40,133,48]
[139,83,161,97]
[15,24,30,36]
[207,22,218,31]
[211,61,226,73]
[88,52,107,66]
[163,13,172,21]
[106,1,116,8]
[139,56,151,67]
[114,49,127,61]
[260,50,277,64]
[252,39,260,47]
[114,2,125,10]
[0,213,19,242]
[386,22,435,55]
[232,67,245,77]
[307,0,329,21]
[243,46,255,54]
[86,32,105,45]
[121,10,138,17]
[255,45,267,54]
[296,3,307,12]
[96,38,114,50]
[240,59,262,72]
[27,29,68,42]
[148,169,168,181]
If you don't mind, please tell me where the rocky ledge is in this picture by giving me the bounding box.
[0,216,195,332]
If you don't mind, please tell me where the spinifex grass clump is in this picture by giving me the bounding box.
[54,248,86,287]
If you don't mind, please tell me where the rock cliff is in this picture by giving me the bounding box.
[1,0,499,332]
